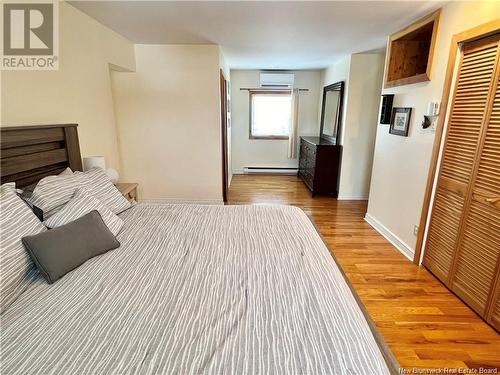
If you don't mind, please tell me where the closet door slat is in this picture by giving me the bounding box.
[475,81,500,196]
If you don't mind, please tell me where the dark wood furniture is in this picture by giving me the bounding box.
[299,80,344,196]
[298,137,341,197]
[1,124,83,188]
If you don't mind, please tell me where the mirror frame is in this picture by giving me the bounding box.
[319,81,344,144]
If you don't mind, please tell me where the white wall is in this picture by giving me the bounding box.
[1,2,135,170]
[321,53,385,199]
[111,45,223,203]
[366,0,500,256]
[230,70,321,173]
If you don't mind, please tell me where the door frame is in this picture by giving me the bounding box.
[414,19,500,265]
[220,69,229,202]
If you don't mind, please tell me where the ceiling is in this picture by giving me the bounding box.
[68,1,445,70]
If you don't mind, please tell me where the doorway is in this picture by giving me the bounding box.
[220,69,229,202]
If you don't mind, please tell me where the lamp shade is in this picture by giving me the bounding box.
[82,156,105,171]
[106,168,119,184]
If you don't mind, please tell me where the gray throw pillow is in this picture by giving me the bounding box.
[22,211,120,284]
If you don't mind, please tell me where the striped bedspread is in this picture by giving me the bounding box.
[1,204,391,374]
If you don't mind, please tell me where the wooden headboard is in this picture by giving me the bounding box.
[1,124,83,188]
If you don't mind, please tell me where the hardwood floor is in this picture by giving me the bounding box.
[227,174,500,371]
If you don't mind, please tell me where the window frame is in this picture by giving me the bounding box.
[248,90,291,140]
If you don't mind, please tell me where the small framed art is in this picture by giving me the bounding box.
[390,107,412,136]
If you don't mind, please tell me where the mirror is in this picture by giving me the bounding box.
[320,81,344,144]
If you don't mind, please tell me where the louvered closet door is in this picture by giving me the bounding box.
[423,36,500,282]
[451,54,500,318]
[424,34,500,329]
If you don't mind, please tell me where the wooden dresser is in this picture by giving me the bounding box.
[298,137,341,197]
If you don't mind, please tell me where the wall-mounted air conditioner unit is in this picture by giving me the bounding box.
[260,73,295,88]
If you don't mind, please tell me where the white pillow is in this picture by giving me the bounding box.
[44,189,124,236]
[80,168,131,214]
[16,168,73,199]
[29,167,130,219]
[58,167,73,176]
[0,183,47,313]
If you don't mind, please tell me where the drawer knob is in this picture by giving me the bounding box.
[485,196,500,204]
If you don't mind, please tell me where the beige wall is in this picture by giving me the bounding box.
[366,0,500,257]
[0,2,135,170]
[111,45,223,203]
[342,53,385,199]
[320,56,351,130]
[321,53,385,199]
[230,70,322,173]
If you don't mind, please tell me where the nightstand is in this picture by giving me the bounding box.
[115,183,138,202]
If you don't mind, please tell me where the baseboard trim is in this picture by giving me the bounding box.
[364,213,414,261]
[337,195,368,200]
[140,198,224,205]
[232,168,299,175]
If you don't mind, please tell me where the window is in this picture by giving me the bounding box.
[249,91,291,139]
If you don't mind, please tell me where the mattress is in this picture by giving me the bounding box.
[1,204,392,374]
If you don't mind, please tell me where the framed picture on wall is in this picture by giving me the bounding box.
[390,107,412,136]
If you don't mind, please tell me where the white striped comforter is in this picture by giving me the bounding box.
[1,204,390,374]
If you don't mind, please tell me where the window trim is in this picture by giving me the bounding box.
[248,90,291,140]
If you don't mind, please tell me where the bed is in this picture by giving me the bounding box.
[0,125,397,374]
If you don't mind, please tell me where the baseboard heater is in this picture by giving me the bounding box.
[243,167,298,175]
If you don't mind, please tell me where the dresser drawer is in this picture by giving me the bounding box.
[301,140,316,156]
[300,140,316,163]
[301,171,313,190]
[299,141,308,160]
[299,138,318,192]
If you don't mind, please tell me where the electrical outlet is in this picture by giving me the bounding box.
[413,225,419,236]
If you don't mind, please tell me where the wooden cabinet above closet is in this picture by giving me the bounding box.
[385,10,440,88]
